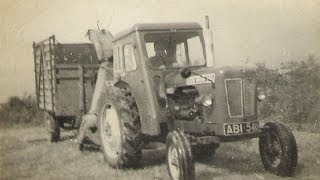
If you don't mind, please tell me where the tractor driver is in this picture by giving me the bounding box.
[150,41,168,68]
[150,41,177,68]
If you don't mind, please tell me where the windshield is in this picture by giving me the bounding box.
[144,31,206,69]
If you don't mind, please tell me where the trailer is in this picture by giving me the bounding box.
[33,36,100,141]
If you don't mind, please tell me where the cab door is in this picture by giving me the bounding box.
[113,33,162,136]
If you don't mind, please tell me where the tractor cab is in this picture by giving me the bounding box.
[112,23,260,138]
[111,23,210,135]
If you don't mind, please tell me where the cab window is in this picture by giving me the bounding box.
[114,46,124,73]
[123,44,137,71]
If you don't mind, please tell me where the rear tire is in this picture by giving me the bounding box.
[98,87,142,168]
[166,130,195,180]
[259,122,298,176]
[45,112,60,142]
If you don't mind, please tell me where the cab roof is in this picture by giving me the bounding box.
[113,22,202,41]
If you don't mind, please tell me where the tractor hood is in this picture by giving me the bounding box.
[163,65,256,89]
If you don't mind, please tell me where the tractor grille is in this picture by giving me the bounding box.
[225,78,255,117]
[225,79,243,117]
[243,78,255,116]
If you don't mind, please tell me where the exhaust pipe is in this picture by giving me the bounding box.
[204,15,215,67]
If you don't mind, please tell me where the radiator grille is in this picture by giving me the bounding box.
[243,78,255,116]
[225,78,255,117]
[225,79,243,117]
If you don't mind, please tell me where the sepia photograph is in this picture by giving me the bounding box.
[0,0,319,179]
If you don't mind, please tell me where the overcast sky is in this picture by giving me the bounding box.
[0,0,319,103]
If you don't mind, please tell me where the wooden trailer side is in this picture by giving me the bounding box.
[33,36,100,119]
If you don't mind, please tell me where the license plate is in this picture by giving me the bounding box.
[224,122,258,136]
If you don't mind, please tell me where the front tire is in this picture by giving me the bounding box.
[259,122,298,176]
[98,89,142,168]
[166,131,195,180]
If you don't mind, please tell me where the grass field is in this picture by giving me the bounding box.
[1,126,320,180]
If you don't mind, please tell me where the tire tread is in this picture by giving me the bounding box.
[259,122,298,176]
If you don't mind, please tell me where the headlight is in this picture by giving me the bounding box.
[258,94,266,101]
[257,88,266,101]
[203,95,213,106]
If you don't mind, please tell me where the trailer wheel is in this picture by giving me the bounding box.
[259,122,298,176]
[166,131,195,180]
[45,112,60,142]
[98,88,142,168]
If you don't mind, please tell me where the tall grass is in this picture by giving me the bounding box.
[256,56,320,128]
[0,95,45,128]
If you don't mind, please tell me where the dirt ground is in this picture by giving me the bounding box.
[0,126,319,180]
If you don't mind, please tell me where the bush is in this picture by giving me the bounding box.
[257,56,320,126]
[0,95,45,128]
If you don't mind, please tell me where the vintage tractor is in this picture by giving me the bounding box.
[33,17,298,179]
[95,19,298,179]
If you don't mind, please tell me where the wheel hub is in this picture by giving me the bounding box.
[104,123,112,137]
[266,132,282,167]
[101,105,122,159]
[168,144,180,180]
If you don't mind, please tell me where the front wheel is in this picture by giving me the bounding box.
[259,122,298,176]
[166,131,195,180]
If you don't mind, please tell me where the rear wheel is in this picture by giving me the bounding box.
[98,88,142,168]
[259,122,298,176]
[166,130,195,180]
[45,112,60,142]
